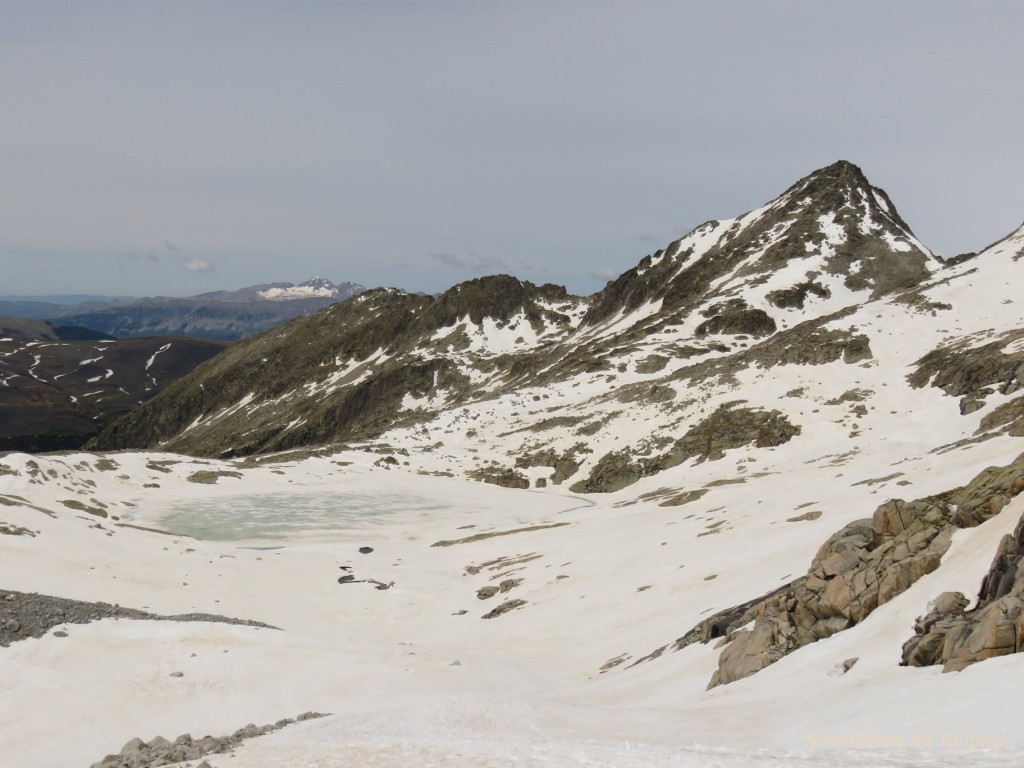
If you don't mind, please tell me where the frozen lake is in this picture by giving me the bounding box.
[155,490,448,541]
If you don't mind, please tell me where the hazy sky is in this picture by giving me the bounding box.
[2,1,1022,298]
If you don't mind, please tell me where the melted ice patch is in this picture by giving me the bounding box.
[156,490,448,540]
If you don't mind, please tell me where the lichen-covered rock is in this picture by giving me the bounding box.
[695,306,777,338]
[766,281,831,309]
[569,451,642,494]
[468,467,530,489]
[515,445,588,485]
[571,404,800,494]
[89,714,327,768]
[902,473,1024,672]
[706,453,1024,688]
[657,403,801,467]
[908,329,1024,401]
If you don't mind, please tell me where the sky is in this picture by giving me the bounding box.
[1,1,1022,299]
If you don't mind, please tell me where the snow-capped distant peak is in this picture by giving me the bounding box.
[258,278,339,301]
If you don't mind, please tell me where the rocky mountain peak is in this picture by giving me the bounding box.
[582,160,937,333]
[779,159,918,238]
[299,278,335,292]
[258,277,340,301]
[423,275,574,328]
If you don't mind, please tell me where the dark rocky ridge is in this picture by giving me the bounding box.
[0,588,276,648]
[58,295,341,341]
[86,161,943,462]
[0,330,228,452]
[89,277,578,456]
[0,317,110,342]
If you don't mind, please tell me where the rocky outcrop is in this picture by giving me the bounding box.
[766,281,831,309]
[0,589,275,648]
[705,453,1024,688]
[468,466,531,489]
[908,329,1024,406]
[659,403,800,466]
[978,395,1024,437]
[569,451,642,494]
[514,446,587,485]
[902,477,1024,672]
[571,404,800,493]
[89,713,326,768]
[695,305,777,338]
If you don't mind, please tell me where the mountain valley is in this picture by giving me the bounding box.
[4,160,1024,767]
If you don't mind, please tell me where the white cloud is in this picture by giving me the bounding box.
[184,259,212,272]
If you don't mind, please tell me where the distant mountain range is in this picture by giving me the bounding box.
[0,278,366,340]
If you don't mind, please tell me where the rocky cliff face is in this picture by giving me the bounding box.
[703,455,1024,688]
[901,467,1024,672]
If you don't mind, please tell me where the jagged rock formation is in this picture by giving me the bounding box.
[703,454,1024,688]
[902,474,1024,671]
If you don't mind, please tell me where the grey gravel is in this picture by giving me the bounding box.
[0,588,278,648]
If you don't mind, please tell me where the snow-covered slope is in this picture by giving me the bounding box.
[88,160,1018,488]
[4,161,1024,766]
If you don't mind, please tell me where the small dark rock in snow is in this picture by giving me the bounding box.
[53,630,68,638]
[169,671,184,677]
[358,546,374,554]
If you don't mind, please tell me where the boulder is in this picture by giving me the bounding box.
[707,455,1024,688]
